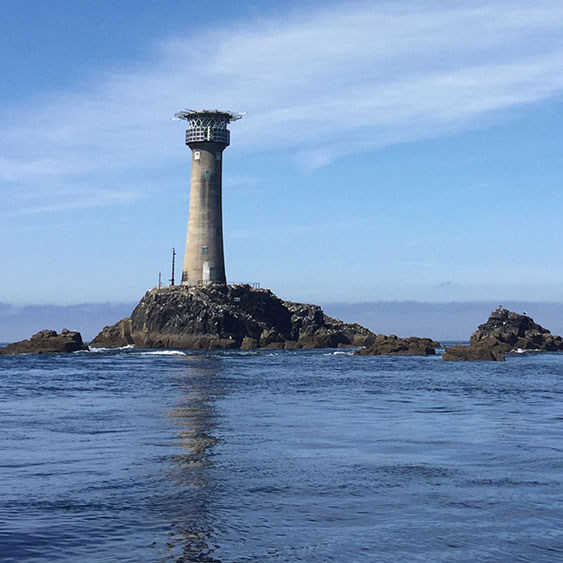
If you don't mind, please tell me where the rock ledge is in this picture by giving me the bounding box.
[0,329,87,355]
[355,334,440,356]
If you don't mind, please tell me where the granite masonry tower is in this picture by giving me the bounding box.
[174,109,242,285]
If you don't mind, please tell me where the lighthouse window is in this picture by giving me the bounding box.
[216,152,221,160]
[202,246,208,255]
[194,151,200,160]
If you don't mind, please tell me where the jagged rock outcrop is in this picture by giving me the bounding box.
[355,334,440,356]
[86,318,134,349]
[470,308,563,351]
[0,329,87,355]
[90,284,375,350]
[443,307,563,361]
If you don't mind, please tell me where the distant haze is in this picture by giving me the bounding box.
[323,301,563,342]
[2,300,563,344]
[0,303,135,343]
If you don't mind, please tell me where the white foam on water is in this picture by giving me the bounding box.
[87,344,136,353]
[513,347,541,354]
[140,350,187,356]
[323,350,355,356]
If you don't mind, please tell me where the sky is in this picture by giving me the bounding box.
[1,0,562,307]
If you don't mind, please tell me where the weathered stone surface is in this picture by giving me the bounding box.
[470,307,563,352]
[240,337,258,350]
[89,318,133,348]
[0,329,87,355]
[443,342,505,362]
[259,328,285,348]
[355,334,440,356]
[90,284,374,350]
[442,307,563,361]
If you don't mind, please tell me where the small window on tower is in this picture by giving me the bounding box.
[202,246,208,255]
[194,151,200,160]
[216,152,221,160]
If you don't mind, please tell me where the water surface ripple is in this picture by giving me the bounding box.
[1,348,563,561]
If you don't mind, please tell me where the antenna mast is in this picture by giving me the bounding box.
[170,248,176,286]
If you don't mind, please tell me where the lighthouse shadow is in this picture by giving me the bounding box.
[162,357,225,562]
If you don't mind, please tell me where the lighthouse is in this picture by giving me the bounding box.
[174,109,242,285]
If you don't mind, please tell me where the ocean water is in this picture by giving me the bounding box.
[1,346,563,562]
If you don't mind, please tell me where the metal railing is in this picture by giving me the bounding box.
[186,127,230,145]
[229,282,261,289]
[156,280,261,289]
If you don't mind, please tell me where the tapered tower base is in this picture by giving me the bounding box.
[181,141,226,285]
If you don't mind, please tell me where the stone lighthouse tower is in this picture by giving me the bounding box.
[174,109,242,285]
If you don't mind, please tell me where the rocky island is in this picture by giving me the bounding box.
[443,307,563,361]
[0,285,441,355]
[90,284,376,350]
[0,329,87,355]
[355,334,440,356]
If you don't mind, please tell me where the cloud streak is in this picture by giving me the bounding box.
[12,190,140,215]
[2,0,563,210]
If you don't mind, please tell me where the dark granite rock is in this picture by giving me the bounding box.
[259,328,285,349]
[240,337,258,350]
[88,318,134,348]
[470,307,563,352]
[355,334,440,356]
[442,307,563,361]
[0,329,87,355]
[443,342,505,362]
[90,284,374,350]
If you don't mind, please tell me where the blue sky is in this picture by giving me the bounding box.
[1,0,562,306]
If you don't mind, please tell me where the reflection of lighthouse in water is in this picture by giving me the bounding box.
[165,357,223,561]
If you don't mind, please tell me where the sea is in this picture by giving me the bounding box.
[1,345,563,562]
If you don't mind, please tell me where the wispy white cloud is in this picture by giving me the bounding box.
[11,190,140,215]
[1,0,563,209]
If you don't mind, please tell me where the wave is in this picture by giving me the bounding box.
[86,344,135,353]
[139,350,187,356]
[513,347,541,354]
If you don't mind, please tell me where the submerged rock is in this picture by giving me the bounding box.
[443,307,563,361]
[354,334,440,356]
[0,329,87,355]
[90,284,375,350]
